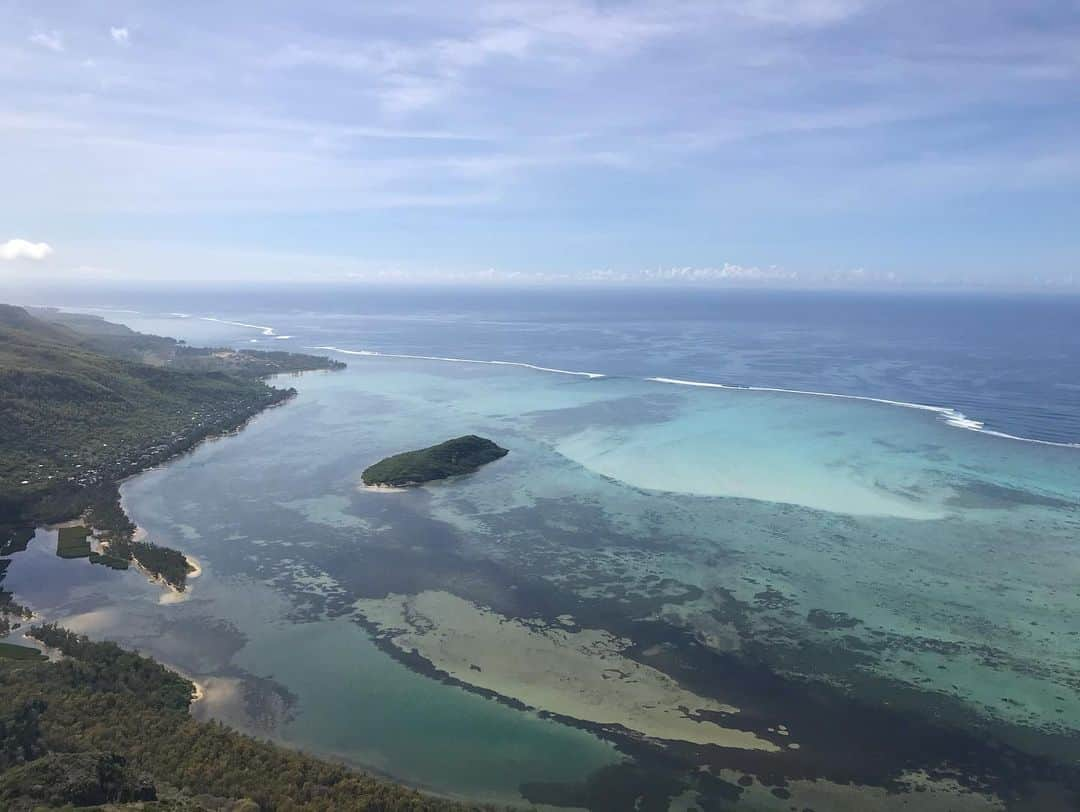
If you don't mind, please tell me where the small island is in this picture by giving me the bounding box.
[362,435,508,488]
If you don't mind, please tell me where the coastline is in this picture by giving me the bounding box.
[359,482,411,493]
[7,306,1080,810]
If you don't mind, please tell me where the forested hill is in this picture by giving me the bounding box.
[0,625,475,811]
[0,304,337,526]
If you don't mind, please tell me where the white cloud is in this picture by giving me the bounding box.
[110,26,130,45]
[1,239,54,261]
[29,31,64,52]
[334,263,799,285]
[634,264,798,282]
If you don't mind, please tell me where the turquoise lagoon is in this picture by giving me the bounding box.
[4,301,1080,808]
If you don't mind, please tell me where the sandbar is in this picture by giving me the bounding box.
[355,590,778,750]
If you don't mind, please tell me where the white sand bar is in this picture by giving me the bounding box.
[355,590,779,751]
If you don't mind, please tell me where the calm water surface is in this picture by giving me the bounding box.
[3,287,1079,809]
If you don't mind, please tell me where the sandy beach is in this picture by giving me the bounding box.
[358,482,411,493]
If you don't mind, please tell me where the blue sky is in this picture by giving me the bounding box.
[2,0,1078,288]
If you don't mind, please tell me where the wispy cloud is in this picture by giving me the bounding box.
[343,263,799,285]
[272,1,678,115]
[1,239,54,261]
[3,0,1079,286]
[29,30,64,52]
[631,265,798,282]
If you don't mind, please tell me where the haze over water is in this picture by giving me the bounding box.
[6,287,1080,809]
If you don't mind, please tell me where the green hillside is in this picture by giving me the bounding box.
[0,304,303,526]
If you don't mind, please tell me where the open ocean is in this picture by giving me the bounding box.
[5,285,1080,809]
[20,286,1080,446]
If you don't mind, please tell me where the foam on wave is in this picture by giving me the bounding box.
[306,347,1077,448]
[646,378,1079,449]
[309,346,605,379]
[201,316,276,336]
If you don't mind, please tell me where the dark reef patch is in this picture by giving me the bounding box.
[806,608,862,630]
[524,393,683,434]
[342,512,1080,810]
[946,479,1076,510]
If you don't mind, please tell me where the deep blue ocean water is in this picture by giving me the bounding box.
[17,285,1080,445]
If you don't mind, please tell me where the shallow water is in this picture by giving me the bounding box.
[3,291,1080,808]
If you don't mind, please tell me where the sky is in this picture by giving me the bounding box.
[2,0,1079,289]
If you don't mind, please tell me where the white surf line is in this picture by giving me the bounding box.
[200,316,276,336]
[310,347,1077,446]
[960,426,1080,448]
[647,377,1080,449]
[309,346,606,379]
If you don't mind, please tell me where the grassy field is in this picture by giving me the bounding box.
[55,525,91,559]
[0,642,45,661]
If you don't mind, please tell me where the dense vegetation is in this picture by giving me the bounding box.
[0,627,477,810]
[361,436,508,487]
[0,642,44,661]
[82,489,191,588]
[0,304,308,528]
[0,303,345,586]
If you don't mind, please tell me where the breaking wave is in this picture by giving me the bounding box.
[309,346,605,379]
[309,346,1077,448]
[200,317,277,336]
[645,378,1079,449]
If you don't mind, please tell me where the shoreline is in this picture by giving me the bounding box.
[99,525,202,602]
[358,482,412,493]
